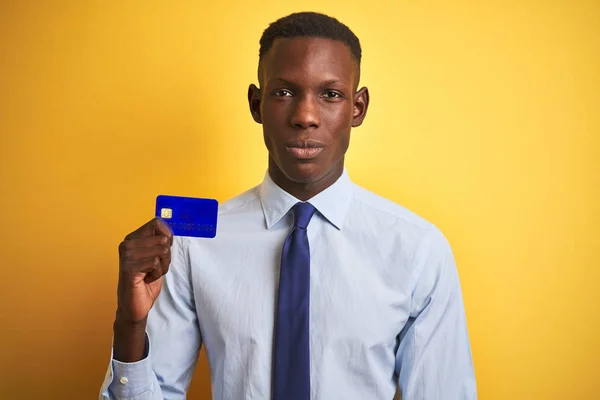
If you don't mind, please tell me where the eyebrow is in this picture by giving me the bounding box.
[268,78,348,86]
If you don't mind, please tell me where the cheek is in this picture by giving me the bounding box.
[261,101,287,128]
[335,133,351,159]
[261,103,288,153]
[322,105,353,145]
[323,100,353,122]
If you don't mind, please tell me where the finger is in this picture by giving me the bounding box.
[125,218,162,239]
[153,218,173,246]
[159,250,171,276]
[125,218,172,240]
[120,256,161,280]
[125,256,164,278]
[120,244,169,263]
[121,234,170,250]
[143,258,164,284]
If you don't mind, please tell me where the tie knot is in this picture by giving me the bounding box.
[293,202,316,229]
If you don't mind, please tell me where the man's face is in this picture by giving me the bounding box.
[249,37,369,186]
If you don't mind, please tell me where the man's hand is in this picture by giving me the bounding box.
[113,218,173,362]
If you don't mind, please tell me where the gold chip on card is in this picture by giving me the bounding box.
[160,208,173,219]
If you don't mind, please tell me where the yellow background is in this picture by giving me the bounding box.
[1,1,598,399]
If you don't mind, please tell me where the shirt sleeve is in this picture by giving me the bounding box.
[395,226,477,399]
[99,236,202,400]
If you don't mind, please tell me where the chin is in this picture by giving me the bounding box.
[282,163,323,184]
[281,160,342,186]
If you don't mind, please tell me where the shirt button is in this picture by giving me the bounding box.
[120,377,129,384]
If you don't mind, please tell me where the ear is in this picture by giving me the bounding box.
[351,86,370,127]
[248,84,262,124]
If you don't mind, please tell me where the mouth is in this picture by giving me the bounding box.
[285,139,325,160]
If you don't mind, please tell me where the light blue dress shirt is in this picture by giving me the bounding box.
[99,169,477,399]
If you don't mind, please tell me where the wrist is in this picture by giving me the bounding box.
[114,307,148,327]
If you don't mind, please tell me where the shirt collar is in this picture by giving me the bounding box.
[259,168,354,230]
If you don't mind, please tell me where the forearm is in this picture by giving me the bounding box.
[100,237,199,400]
[113,314,147,363]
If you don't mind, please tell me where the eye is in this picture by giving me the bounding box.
[322,91,343,99]
[273,89,294,97]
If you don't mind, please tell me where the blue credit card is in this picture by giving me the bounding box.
[155,195,218,238]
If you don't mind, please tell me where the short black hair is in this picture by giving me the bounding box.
[259,12,362,65]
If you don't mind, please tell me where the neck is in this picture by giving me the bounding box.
[268,158,344,201]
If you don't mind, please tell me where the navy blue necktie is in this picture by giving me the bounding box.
[273,202,316,400]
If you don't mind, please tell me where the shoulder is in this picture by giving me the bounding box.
[350,183,433,231]
[349,182,451,252]
[218,184,261,215]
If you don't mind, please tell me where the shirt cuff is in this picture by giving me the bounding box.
[108,334,154,398]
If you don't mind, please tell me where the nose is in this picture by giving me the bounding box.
[290,94,320,129]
